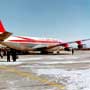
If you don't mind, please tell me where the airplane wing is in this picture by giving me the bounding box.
[0,31,12,41]
[65,38,90,44]
[41,38,90,50]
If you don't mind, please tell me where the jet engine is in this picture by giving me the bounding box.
[62,43,71,51]
[76,41,84,49]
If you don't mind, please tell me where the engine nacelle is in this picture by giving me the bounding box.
[77,44,83,49]
[76,41,84,49]
[62,43,71,51]
[77,44,86,49]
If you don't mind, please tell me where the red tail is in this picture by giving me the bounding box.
[0,20,12,41]
[0,20,6,33]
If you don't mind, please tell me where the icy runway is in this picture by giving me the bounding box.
[37,69,90,90]
[0,51,90,90]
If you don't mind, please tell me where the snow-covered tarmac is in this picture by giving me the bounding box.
[0,51,90,90]
[37,69,90,90]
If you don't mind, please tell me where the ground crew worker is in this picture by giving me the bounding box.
[6,48,11,62]
[72,48,74,55]
[0,49,3,59]
[10,48,17,62]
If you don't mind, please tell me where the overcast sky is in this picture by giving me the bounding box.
[0,0,90,42]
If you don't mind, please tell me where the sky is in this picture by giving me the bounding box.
[0,0,90,42]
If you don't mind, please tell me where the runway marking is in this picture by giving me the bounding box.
[0,66,65,90]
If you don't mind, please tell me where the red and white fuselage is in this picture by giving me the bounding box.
[3,36,62,51]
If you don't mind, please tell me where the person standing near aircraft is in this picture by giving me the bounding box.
[72,48,74,55]
[6,48,11,62]
[6,48,18,62]
[10,48,17,62]
[0,48,4,59]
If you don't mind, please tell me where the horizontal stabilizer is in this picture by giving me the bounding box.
[0,31,12,41]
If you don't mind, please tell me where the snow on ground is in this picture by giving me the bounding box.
[51,56,79,60]
[37,69,90,90]
[0,62,24,65]
[35,60,90,64]
[17,57,42,61]
[17,56,79,62]
[18,56,79,61]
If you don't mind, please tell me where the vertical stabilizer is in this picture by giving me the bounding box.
[0,20,6,34]
[0,20,12,41]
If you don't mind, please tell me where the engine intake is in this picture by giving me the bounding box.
[77,44,86,49]
[78,44,83,49]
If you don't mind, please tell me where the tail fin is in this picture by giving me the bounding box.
[0,20,12,41]
[0,20,6,33]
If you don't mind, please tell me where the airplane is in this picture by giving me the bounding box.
[0,20,90,54]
